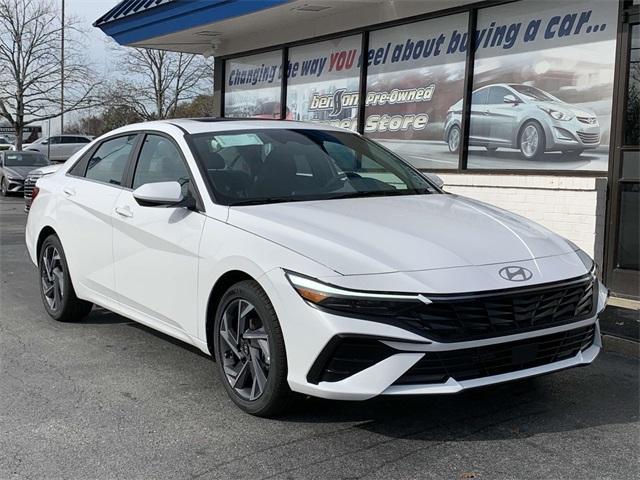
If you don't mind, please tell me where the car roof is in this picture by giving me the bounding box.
[109,118,350,136]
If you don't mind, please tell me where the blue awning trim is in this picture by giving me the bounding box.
[95,0,290,46]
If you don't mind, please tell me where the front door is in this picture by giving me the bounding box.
[605,7,640,299]
[112,133,206,337]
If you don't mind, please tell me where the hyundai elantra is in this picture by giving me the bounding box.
[26,119,607,416]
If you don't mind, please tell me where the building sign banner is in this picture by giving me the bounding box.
[223,0,617,171]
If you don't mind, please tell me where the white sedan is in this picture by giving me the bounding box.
[25,119,607,416]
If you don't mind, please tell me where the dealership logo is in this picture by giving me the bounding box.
[499,266,533,282]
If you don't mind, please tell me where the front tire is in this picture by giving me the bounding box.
[213,280,295,416]
[1,177,8,196]
[447,125,461,153]
[519,121,545,160]
[39,234,92,322]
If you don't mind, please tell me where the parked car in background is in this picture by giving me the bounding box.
[0,151,49,196]
[26,119,607,416]
[24,163,61,211]
[23,134,92,162]
[0,136,14,152]
[444,83,601,160]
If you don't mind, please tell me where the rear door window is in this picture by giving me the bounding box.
[84,135,137,186]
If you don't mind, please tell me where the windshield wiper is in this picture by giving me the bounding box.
[327,189,430,200]
[229,197,296,206]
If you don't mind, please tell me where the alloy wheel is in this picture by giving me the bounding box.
[521,125,539,158]
[218,298,271,401]
[448,127,460,152]
[41,245,65,311]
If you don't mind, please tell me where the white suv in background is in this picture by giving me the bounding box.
[24,134,92,162]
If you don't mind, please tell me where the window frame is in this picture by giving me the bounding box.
[126,131,205,212]
[66,133,142,189]
[217,0,621,177]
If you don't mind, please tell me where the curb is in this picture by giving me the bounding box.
[602,334,640,359]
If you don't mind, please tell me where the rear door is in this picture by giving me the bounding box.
[47,136,64,161]
[112,132,206,337]
[56,133,139,298]
[469,87,489,143]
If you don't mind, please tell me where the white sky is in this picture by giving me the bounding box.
[68,0,120,74]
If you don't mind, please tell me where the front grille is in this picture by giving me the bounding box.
[23,174,41,200]
[576,116,597,125]
[393,276,595,342]
[307,336,396,384]
[394,325,596,385]
[576,131,600,144]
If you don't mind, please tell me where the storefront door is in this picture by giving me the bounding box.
[606,5,640,299]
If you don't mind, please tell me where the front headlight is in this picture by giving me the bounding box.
[540,107,572,121]
[285,271,430,317]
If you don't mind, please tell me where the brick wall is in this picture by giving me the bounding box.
[439,174,608,268]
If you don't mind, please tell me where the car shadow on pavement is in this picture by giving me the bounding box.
[277,360,639,442]
[76,303,640,444]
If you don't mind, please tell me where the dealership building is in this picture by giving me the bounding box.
[95,0,639,301]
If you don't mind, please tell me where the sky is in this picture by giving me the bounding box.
[41,0,119,135]
[67,0,119,74]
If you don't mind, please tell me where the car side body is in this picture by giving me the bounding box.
[444,83,600,159]
[24,134,93,162]
[25,119,607,415]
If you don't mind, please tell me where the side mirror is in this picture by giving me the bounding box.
[133,181,184,207]
[504,94,519,105]
[424,173,444,189]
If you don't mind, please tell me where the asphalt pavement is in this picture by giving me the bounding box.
[1,195,638,480]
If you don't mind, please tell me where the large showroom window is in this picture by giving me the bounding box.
[365,13,469,170]
[286,35,362,130]
[220,0,623,175]
[467,0,618,171]
[224,51,283,118]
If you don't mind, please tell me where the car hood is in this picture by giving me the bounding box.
[29,164,59,176]
[227,194,574,275]
[2,166,36,179]
[533,100,596,118]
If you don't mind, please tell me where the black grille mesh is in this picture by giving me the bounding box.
[394,325,596,385]
[397,277,595,342]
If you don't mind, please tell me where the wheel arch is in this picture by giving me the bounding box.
[516,118,546,150]
[205,270,257,356]
[36,225,58,265]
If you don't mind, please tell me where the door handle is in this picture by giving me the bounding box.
[115,206,133,218]
[62,187,75,197]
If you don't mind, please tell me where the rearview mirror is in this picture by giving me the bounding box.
[503,94,519,105]
[424,173,444,189]
[133,181,184,207]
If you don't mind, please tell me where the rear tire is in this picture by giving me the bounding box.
[39,234,92,322]
[213,280,295,416]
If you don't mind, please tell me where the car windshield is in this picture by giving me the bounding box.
[4,152,49,167]
[509,85,559,102]
[189,128,437,206]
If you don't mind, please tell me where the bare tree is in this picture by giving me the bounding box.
[112,46,213,120]
[0,0,101,149]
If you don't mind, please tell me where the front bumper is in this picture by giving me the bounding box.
[263,269,607,401]
[543,118,601,151]
[5,178,24,193]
